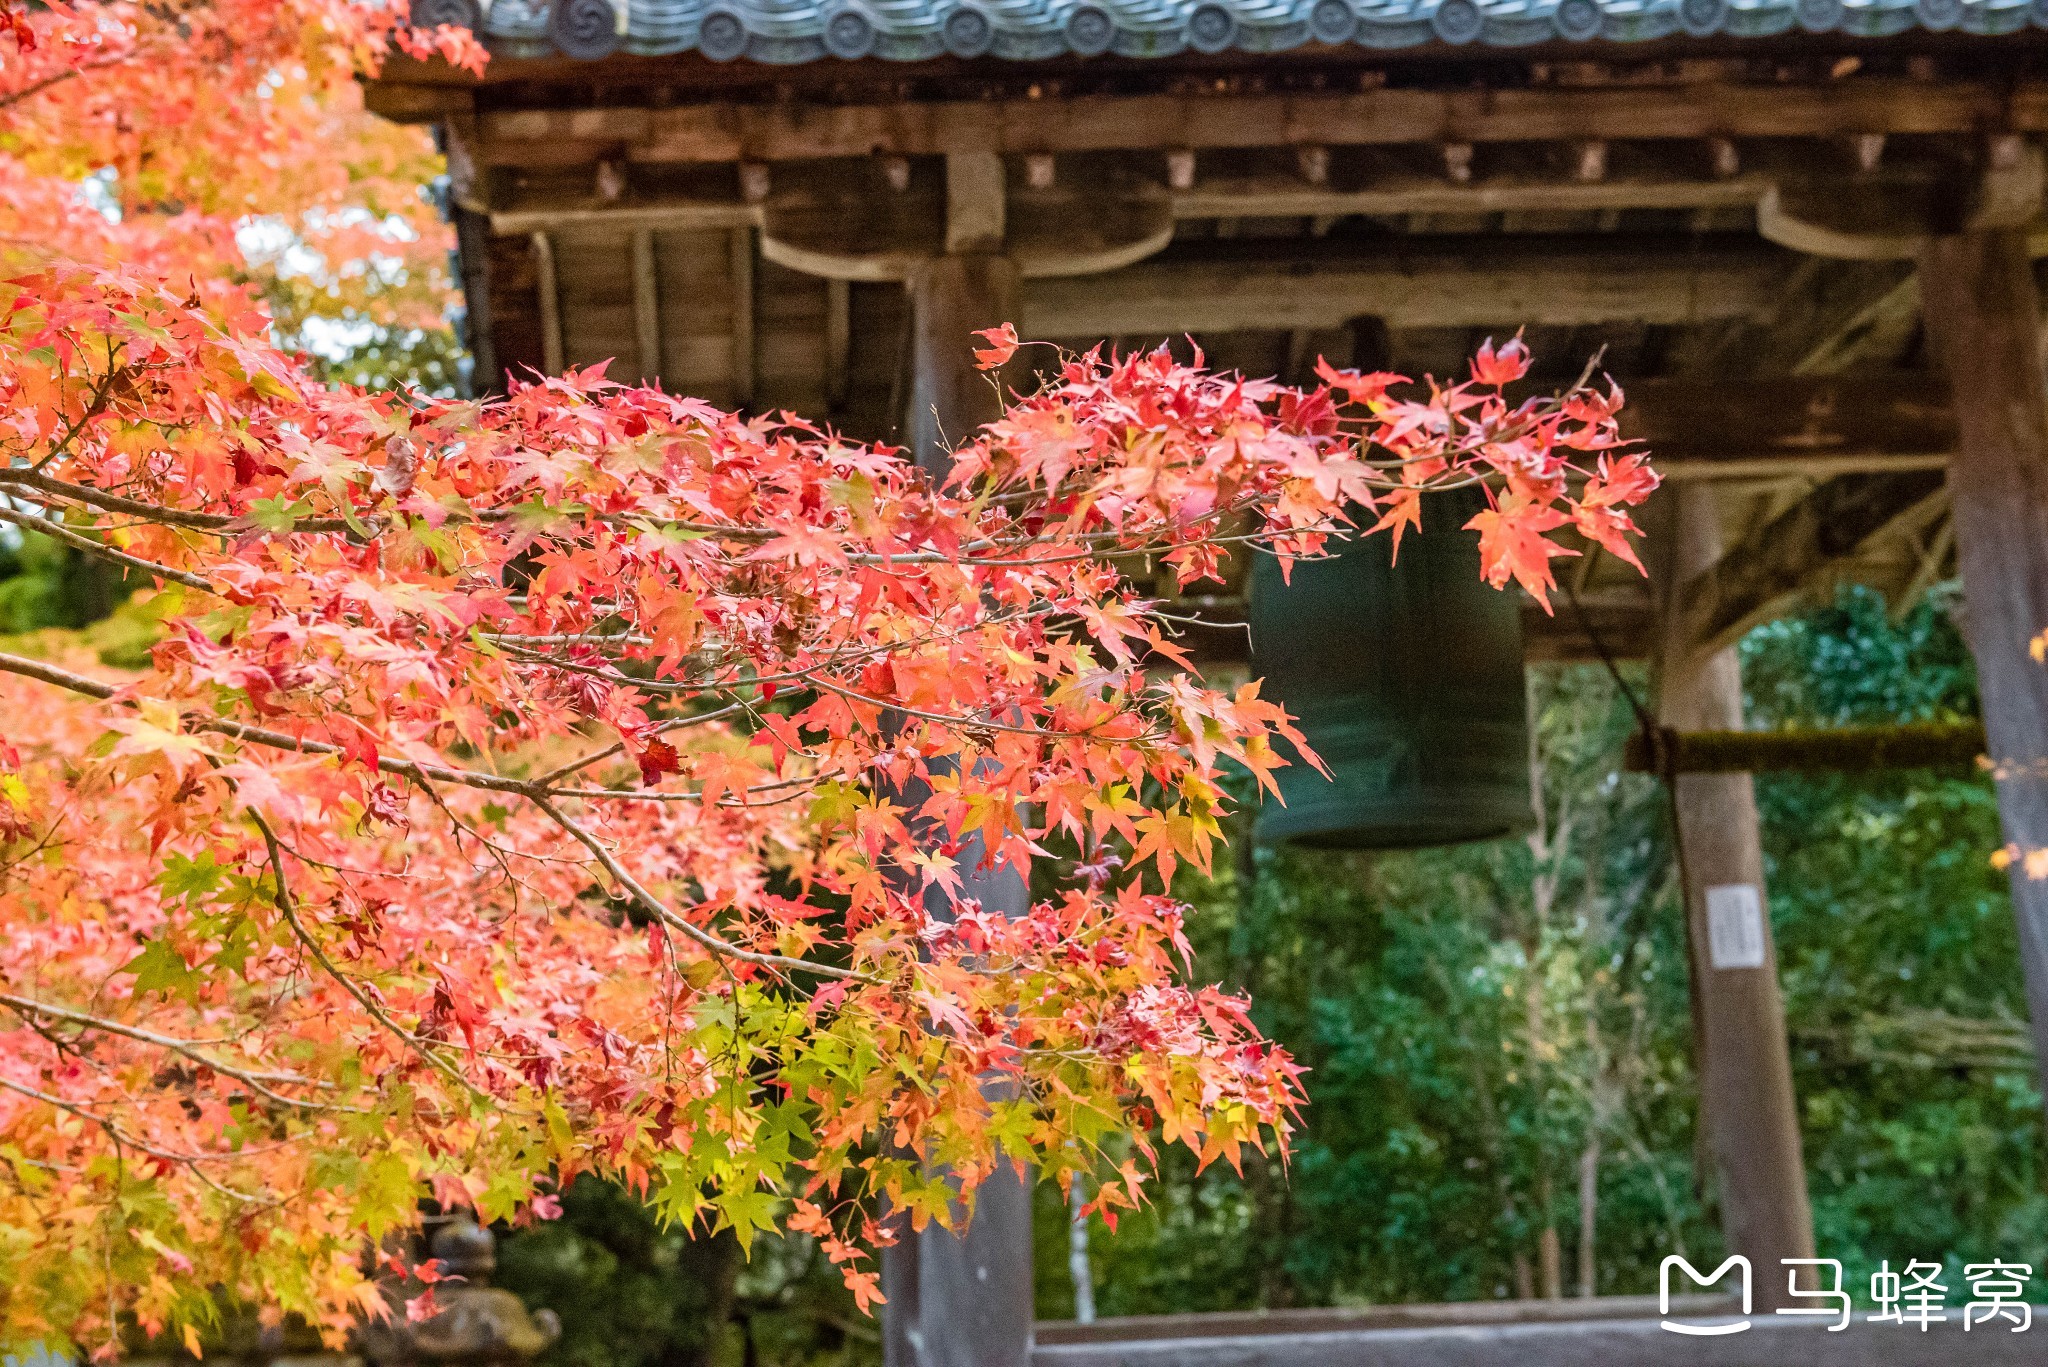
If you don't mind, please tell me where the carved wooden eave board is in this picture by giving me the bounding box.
[369,12,2048,666]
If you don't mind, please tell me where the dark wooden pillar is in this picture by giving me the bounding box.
[1920,226,2048,1111]
[451,205,501,398]
[1650,483,1816,1309]
[904,254,1019,475]
[881,837,1036,1367]
[884,231,1034,1367]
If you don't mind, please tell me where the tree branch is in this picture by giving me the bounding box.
[0,992,359,1114]
[0,502,214,592]
[526,793,880,985]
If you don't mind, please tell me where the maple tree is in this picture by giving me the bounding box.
[0,0,481,380]
[0,262,1656,1351]
[0,0,1662,1352]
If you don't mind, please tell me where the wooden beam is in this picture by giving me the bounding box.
[1619,372,1955,469]
[491,201,752,234]
[471,80,2048,165]
[760,181,1170,282]
[885,250,1035,1367]
[485,172,1760,263]
[1656,452,1949,481]
[1172,173,1771,221]
[729,226,754,407]
[1758,138,2047,260]
[451,206,501,396]
[1794,274,1922,374]
[1647,482,1816,1314]
[1020,240,1789,336]
[1623,721,1986,774]
[1672,469,1948,660]
[530,230,563,375]
[1039,1297,1735,1347]
[363,80,472,123]
[631,228,661,385]
[1922,224,2048,1133]
[903,255,1017,474]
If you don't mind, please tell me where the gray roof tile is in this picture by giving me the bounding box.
[431,0,2046,61]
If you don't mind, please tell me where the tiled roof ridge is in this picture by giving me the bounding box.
[417,0,2041,65]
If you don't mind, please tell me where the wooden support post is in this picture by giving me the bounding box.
[1919,225,2048,1119]
[530,231,563,376]
[451,206,501,396]
[885,156,1032,1366]
[903,253,1018,474]
[631,228,661,386]
[880,834,1035,1367]
[1650,484,1815,1312]
[825,277,851,409]
[945,152,1006,255]
[729,226,755,408]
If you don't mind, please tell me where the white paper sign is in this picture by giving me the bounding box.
[1706,884,1766,970]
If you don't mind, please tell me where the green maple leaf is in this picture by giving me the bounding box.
[156,850,223,906]
[246,497,308,534]
[122,937,196,998]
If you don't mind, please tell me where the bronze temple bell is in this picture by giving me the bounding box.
[1249,491,1532,850]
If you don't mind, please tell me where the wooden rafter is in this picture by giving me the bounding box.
[1619,372,1953,473]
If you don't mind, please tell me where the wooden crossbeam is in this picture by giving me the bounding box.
[1619,372,1954,476]
[1019,239,1789,335]
[1794,275,1922,375]
[1172,173,1773,221]
[1036,1303,2047,1365]
[485,173,1775,237]
[1622,721,1986,774]
[447,80,2048,163]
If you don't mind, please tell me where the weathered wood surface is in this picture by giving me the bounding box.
[884,254,1036,1367]
[1922,224,2048,1126]
[440,80,2048,161]
[1033,1307,2048,1366]
[903,254,1017,472]
[1649,483,1815,1312]
[450,206,502,394]
[1020,240,1790,335]
[1173,173,1774,221]
[757,182,1173,282]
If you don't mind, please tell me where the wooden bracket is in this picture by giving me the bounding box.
[1759,137,2048,260]
[756,163,1171,282]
